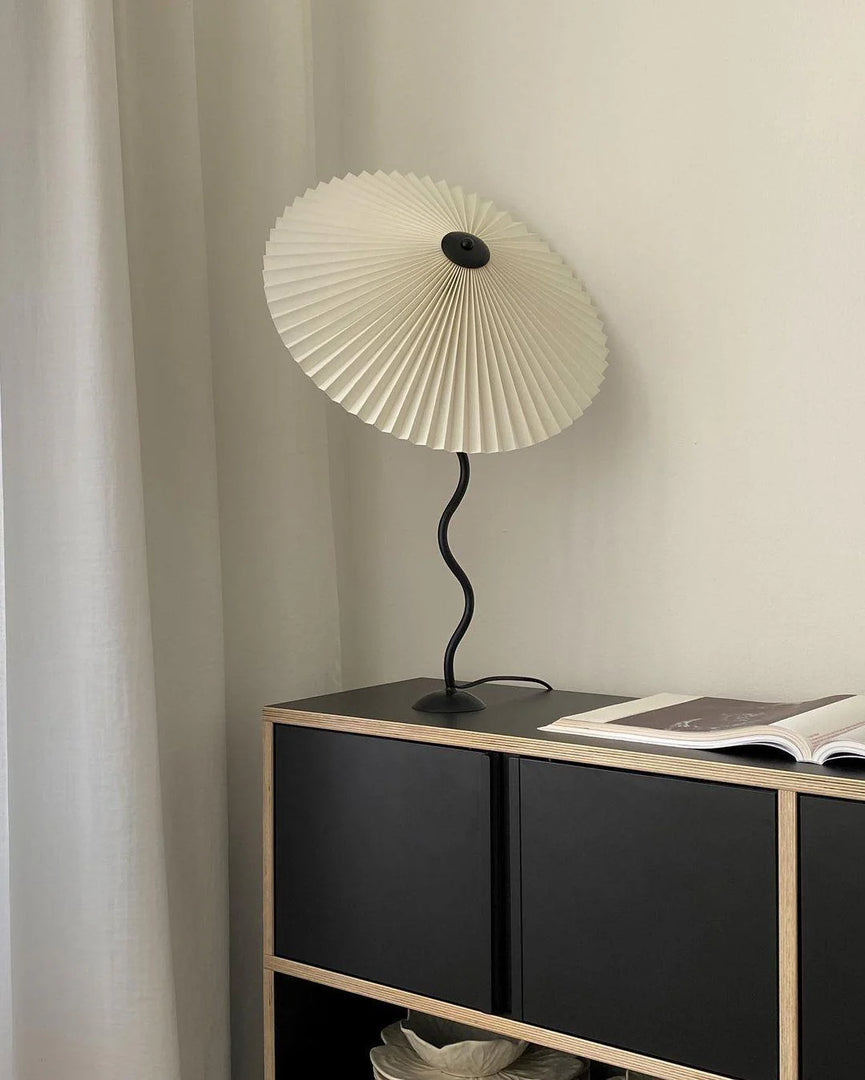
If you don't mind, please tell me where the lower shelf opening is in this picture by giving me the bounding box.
[275,973,403,1077]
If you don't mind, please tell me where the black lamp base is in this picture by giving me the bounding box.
[412,687,486,714]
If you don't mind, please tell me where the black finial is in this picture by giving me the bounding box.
[441,231,490,269]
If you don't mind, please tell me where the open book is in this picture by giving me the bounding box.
[541,693,865,764]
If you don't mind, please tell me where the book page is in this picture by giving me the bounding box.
[545,694,851,735]
[776,696,865,750]
[544,693,699,729]
[813,723,865,762]
[603,696,848,734]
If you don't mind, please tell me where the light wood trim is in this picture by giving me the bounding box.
[778,791,799,1080]
[264,955,737,1080]
[263,707,865,802]
[263,967,275,1080]
[262,721,274,956]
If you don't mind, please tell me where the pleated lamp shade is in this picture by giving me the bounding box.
[262,171,608,453]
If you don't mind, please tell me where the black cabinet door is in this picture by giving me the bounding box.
[519,760,778,1080]
[273,725,493,1009]
[800,795,865,1079]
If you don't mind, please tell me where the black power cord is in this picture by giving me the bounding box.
[456,675,553,692]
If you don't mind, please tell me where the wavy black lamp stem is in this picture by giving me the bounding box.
[412,452,554,714]
[439,452,474,692]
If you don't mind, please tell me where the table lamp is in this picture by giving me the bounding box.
[263,171,608,713]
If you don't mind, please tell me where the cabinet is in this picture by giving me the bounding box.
[263,678,865,1080]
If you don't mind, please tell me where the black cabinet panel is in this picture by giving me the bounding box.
[519,761,778,1080]
[273,725,492,1009]
[800,795,865,1079]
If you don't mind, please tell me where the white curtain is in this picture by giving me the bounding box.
[1,0,230,1077]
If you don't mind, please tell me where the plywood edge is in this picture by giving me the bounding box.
[263,955,736,1080]
[263,967,275,1080]
[778,790,799,1080]
[262,721,274,956]
[262,707,865,802]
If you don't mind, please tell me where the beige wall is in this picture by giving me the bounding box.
[315,0,865,703]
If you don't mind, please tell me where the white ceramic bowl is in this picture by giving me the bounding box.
[371,1040,587,1080]
[400,1012,528,1077]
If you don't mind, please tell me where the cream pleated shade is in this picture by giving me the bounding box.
[263,171,608,453]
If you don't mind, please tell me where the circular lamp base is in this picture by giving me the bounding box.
[412,688,486,714]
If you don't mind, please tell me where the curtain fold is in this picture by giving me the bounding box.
[113,0,230,1074]
[1,1,229,1077]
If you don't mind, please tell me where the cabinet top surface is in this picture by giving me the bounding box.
[264,677,865,800]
